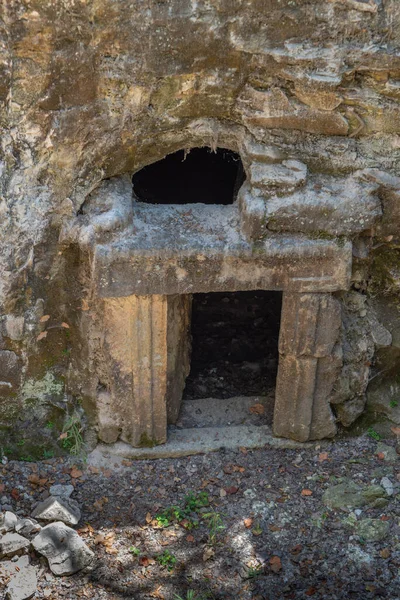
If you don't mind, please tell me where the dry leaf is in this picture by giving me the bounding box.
[36,331,47,341]
[61,322,70,328]
[40,315,50,323]
[225,486,239,495]
[269,555,282,573]
[203,547,215,562]
[58,432,68,440]
[220,489,227,498]
[186,534,195,542]
[244,518,253,529]
[380,548,391,559]
[290,544,302,555]
[121,460,133,467]
[249,403,265,415]
[145,512,152,524]
[89,466,100,474]
[70,468,83,478]
[391,426,400,436]
[301,489,313,496]
[377,452,385,460]
[318,452,329,462]
[82,299,90,311]
[239,447,248,455]
[305,588,317,596]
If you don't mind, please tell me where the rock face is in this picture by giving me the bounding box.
[1,0,400,450]
[32,522,95,576]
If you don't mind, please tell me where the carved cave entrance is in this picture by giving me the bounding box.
[94,144,350,447]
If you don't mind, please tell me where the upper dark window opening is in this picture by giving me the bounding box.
[132,147,245,205]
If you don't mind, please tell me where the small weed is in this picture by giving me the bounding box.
[60,414,84,455]
[45,421,54,429]
[42,449,55,459]
[155,513,172,528]
[16,439,25,447]
[155,550,177,571]
[184,492,209,512]
[367,427,381,441]
[203,512,225,545]
[246,565,264,579]
[129,546,140,556]
[174,592,204,600]
[251,522,263,536]
[389,399,398,408]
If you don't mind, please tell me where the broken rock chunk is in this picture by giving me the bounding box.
[6,561,37,600]
[32,522,95,576]
[31,496,81,526]
[0,533,30,559]
[0,511,18,533]
[15,518,41,538]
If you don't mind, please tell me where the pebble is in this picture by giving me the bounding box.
[380,476,394,496]
[49,484,74,500]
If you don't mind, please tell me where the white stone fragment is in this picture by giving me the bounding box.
[32,522,95,576]
[6,563,37,600]
[0,511,18,533]
[380,476,394,496]
[0,533,30,558]
[31,496,81,526]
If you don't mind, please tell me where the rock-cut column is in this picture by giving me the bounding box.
[98,294,191,446]
[273,293,342,442]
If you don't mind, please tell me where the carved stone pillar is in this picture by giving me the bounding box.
[273,293,342,442]
[99,294,191,446]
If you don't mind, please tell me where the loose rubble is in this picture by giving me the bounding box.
[0,435,398,599]
[0,489,93,597]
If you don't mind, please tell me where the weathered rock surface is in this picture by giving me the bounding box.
[322,480,389,510]
[1,0,400,450]
[32,522,95,576]
[31,496,81,526]
[355,519,390,542]
[375,443,398,462]
[0,533,30,559]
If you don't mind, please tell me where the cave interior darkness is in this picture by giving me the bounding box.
[183,291,282,402]
[132,147,246,205]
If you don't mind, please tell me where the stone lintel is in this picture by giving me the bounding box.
[273,292,341,442]
[94,236,351,297]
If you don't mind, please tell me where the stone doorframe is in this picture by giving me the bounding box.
[98,289,341,446]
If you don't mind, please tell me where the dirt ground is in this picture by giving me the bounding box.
[1,433,399,600]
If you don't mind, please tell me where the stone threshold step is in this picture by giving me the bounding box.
[176,395,275,428]
[88,425,315,464]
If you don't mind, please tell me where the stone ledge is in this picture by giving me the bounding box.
[92,205,352,296]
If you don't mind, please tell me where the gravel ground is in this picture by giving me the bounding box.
[1,434,399,600]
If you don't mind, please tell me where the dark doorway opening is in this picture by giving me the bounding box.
[183,291,282,401]
[132,147,245,205]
